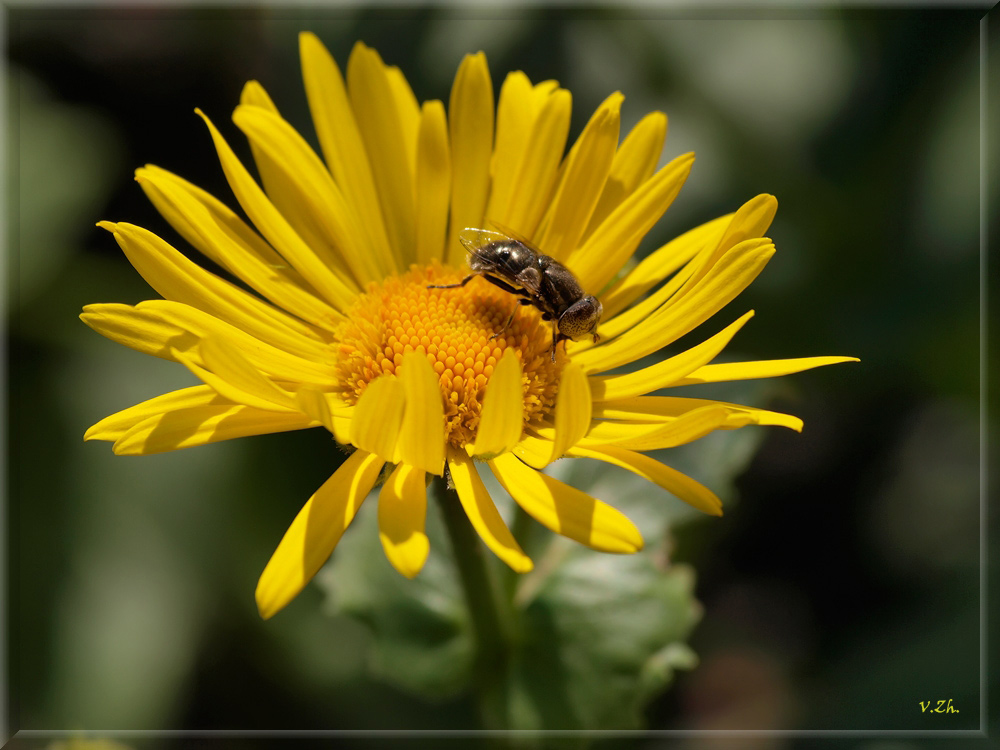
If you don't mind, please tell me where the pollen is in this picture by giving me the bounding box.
[332,263,565,448]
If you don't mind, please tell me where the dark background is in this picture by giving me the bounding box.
[8,6,995,749]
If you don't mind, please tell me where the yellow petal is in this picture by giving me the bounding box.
[81,302,201,365]
[136,163,325,305]
[537,92,622,262]
[677,194,778,299]
[196,336,296,410]
[350,375,405,461]
[567,444,723,516]
[135,167,338,339]
[597,212,732,321]
[503,88,572,237]
[136,299,335,385]
[573,238,774,374]
[487,71,536,224]
[113,405,317,456]
[85,385,223,442]
[98,221,331,356]
[256,449,385,619]
[294,385,353,444]
[233,104,385,286]
[386,64,421,178]
[347,43,415,267]
[583,111,668,243]
[674,356,861,386]
[237,81,335,276]
[378,463,430,578]
[397,352,446,475]
[299,32,394,277]
[448,450,532,572]
[568,152,695,293]
[446,52,493,266]
[471,348,524,457]
[195,108,357,311]
[172,346,291,413]
[414,100,451,265]
[488,452,642,554]
[511,431,556,470]
[592,396,804,432]
[580,404,729,451]
[517,362,591,468]
[588,311,754,401]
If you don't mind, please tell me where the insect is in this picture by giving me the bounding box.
[428,226,602,362]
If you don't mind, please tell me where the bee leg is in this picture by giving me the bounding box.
[549,329,570,363]
[482,275,531,297]
[490,299,532,340]
[427,274,476,289]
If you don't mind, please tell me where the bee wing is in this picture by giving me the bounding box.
[458,227,512,255]
[486,219,545,256]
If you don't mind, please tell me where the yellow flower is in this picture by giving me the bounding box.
[83,34,856,619]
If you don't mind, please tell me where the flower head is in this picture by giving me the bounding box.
[83,34,856,618]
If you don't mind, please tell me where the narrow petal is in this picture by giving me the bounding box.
[586,209,750,350]
[676,194,778,300]
[471,348,524,457]
[397,352,446,475]
[503,88,572,237]
[511,432,556,470]
[195,108,357,311]
[446,52,493,266]
[567,444,723,516]
[588,311,755,401]
[386,64,421,176]
[378,463,430,578]
[414,100,451,265]
[597,213,732,321]
[135,167,338,339]
[488,453,643,554]
[568,152,695,293]
[573,238,774,374]
[172,347,292,413]
[580,404,729,451]
[537,92,622,262]
[299,32,394,277]
[135,299,335,385]
[113,405,317,456]
[256,449,385,619]
[294,385,353,444]
[673,356,861,385]
[98,221,333,355]
[592,395,804,432]
[583,111,668,243]
[236,81,337,278]
[348,43,415,267]
[448,450,532,572]
[515,362,591,468]
[196,336,296,410]
[81,302,200,365]
[350,375,405,461]
[233,104,386,285]
[85,385,223,442]
[487,72,536,224]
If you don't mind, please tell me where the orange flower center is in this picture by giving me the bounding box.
[333,263,565,448]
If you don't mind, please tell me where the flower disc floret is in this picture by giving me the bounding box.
[333,263,564,449]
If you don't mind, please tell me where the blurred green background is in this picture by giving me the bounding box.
[8,6,994,749]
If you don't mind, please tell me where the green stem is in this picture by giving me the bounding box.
[435,479,510,693]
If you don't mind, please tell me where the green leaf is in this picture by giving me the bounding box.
[316,494,475,700]
[482,540,701,732]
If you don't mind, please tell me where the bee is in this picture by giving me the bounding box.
[428,227,602,362]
